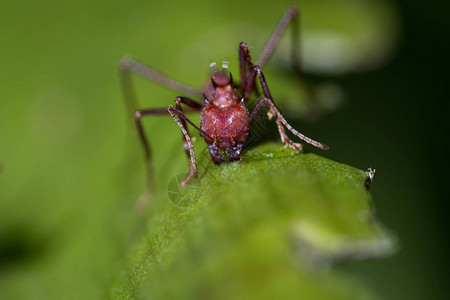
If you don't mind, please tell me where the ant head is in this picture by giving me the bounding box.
[209,60,233,87]
[204,60,239,107]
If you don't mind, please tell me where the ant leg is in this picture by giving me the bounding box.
[118,57,203,97]
[256,6,300,69]
[173,97,203,183]
[240,42,264,100]
[135,100,202,166]
[134,108,174,193]
[239,97,329,150]
[168,106,211,186]
[239,42,255,95]
[241,6,302,99]
[134,97,202,187]
[239,66,329,150]
[119,56,203,189]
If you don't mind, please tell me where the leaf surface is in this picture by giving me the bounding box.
[116,143,394,299]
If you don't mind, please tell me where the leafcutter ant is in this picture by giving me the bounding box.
[119,6,329,188]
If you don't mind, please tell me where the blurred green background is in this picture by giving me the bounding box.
[0,0,448,299]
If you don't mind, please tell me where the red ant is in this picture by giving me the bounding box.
[119,6,328,187]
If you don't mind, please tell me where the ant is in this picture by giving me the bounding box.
[119,6,329,188]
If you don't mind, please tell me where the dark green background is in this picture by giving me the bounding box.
[0,0,448,299]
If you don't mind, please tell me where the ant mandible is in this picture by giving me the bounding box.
[119,6,329,187]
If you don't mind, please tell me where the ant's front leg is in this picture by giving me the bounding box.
[253,66,301,150]
[135,97,202,188]
[173,97,203,184]
[168,105,212,186]
[134,97,202,166]
[245,66,329,150]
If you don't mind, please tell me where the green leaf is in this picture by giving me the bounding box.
[115,143,395,299]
